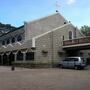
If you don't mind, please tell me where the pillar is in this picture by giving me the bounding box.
[12,50,18,62]
[21,49,27,62]
[22,52,26,62]
[13,53,17,62]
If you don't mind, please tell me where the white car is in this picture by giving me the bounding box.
[59,57,87,69]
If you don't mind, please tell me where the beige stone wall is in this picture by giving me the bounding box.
[35,33,52,62]
[80,50,90,58]
[25,13,68,41]
[34,24,80,62]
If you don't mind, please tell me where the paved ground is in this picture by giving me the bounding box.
[0,66,90,90]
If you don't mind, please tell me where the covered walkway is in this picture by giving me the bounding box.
[63,36,90,50]
[62,36,90,64]
[0,49,34,66]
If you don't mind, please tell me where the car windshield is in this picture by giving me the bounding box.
[64,57,86,62]
[64,58,78,61]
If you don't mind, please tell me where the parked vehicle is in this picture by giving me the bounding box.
[59,57,87,69]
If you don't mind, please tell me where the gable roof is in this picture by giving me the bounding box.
[27,12,68,25]
[0,12,68,38]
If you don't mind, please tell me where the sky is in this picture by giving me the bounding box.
[0,0,90,28]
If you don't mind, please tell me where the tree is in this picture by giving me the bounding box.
[0,22,17,36]
[0,22,16,30]
[80,25,90,36]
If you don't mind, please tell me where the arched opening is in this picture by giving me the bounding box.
[6,39,10,44]
[26,52,34,61]
[2,41,5,45]
[3,53,8,65]
[17,51,23,61]
[9,52,14,65]
[11,37,15,43]
[17,35,22,41]
[69,31,73,40]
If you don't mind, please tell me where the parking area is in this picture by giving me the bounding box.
[0,66,90,90]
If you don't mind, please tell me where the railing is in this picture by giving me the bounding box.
[63,36,90,46]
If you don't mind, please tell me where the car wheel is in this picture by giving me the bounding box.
[60,65,63,68]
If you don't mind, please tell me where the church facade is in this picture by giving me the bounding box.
[0,12,89,65]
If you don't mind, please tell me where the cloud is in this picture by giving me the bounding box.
[67,0,76,5]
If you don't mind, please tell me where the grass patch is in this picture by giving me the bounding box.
[12,61,59,68]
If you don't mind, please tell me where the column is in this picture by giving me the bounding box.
[13,53,17,62]
[22,52,26,62]
[21,49,27,62]
[12,50,18,62]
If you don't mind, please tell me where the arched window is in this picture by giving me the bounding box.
[26,52,34,61]
[17,35,22,41]
[69,31,73,39]
[7,39,10,44]
[17,51,23,61]
[11,37,15,43]
[2,41,5,45]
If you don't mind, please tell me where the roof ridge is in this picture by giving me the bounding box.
[26,12,60,24]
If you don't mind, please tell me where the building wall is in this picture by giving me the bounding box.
[75,27,85,38]
[34,23,83,62]
[35,33,52,62]
[0,12,88,64]
[25,13,68,41]
[80,50,90,58]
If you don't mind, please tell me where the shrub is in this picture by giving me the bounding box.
[12,61,58,68]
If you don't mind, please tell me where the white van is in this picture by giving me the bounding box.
[60,57,87,69]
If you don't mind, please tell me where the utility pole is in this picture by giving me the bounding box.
[51,30,54,68]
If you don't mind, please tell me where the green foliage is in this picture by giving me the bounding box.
[0,22,17,36]
[80,25,90,36]
[0,22,16,30]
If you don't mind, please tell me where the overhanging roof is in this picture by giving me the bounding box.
[63,43,90,50]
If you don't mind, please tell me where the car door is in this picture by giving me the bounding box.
[62,59,68,67]
[68,58,75,68]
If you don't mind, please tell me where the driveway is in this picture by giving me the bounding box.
[0,66,90,90]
